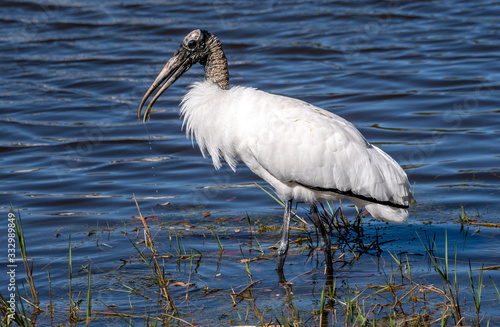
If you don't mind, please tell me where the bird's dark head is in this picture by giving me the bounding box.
[180,29,212,64]
[138,29,228,122]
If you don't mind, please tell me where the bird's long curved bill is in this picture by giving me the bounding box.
[138,53,192,123]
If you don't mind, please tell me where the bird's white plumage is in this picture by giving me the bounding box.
[181,80,411,223]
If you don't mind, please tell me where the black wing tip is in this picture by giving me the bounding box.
[295,181,409,209]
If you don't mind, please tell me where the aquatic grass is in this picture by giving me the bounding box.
[274,290,306,327]
[86,262,92,327]
[45,263,54,322]
[0,207,40,325]
[255,182,284,207]
[173,230,185,257]
[230,243,265,325]
[415,229,494,326]
[0,286,31,326]
[2,202,500,326]
[1,207,99,326]
[417,230,463,325]
[68,234,75,322]
[468,261,484,326]
[236,190,500,325]
[210,228,224,252]
[336,281,366,326]
[490,277,500,303]
[11,207,39,308]
[255,183,307,226]
[238,242,256,285]
[245,212,253,235]
[318,286,326,324]
[185,249,196,301]
[317,278,337,326]
[230,283,265,324]
[281,203,493,326]
[166,229,202,261]
[253,235,266,255]
[132,196,178,316]
[403,255,417,314]
[459,205,471,224]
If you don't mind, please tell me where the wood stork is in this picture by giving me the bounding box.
[138,29,412,276]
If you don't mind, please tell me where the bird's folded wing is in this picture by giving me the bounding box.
[245,93,411,208]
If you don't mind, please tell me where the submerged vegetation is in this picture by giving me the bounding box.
[1,196,500,326]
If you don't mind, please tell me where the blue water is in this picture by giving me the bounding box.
[1,0,500,325]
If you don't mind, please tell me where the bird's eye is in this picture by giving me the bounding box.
[187,40,197,49]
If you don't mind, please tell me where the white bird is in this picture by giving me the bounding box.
[138,29,412,276]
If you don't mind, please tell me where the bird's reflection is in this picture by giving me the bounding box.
[277,262,335,326]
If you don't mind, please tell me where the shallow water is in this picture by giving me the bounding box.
[1,0,500,325]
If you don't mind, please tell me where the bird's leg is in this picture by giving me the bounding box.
[276,199,292,277]
[311,204,333,276]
